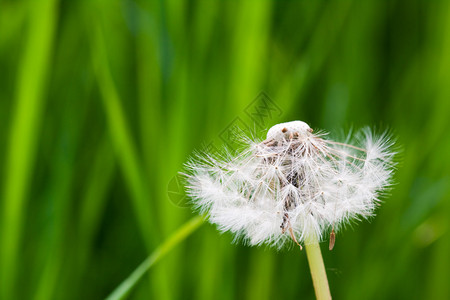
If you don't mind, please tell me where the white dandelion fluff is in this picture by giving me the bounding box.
[185,120,396,249]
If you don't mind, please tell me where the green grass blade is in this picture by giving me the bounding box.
[105,216,204,300]
[89,17,159,247]
[0,0,58,298]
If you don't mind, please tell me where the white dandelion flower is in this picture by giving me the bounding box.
[185,120,396,249]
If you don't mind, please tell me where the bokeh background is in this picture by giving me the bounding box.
[1,0,450,299]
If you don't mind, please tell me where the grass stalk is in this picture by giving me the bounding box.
[0,0,58,298]
[90,20,159,248]
[105,216,204,300]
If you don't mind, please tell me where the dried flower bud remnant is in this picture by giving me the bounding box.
[185,121,395,249]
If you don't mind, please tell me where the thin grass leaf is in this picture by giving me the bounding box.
[0,0,58,298]
[105,216,204,300]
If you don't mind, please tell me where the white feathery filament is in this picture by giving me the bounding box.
[185,121,396,249]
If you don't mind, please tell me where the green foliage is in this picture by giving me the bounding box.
[1,0,449,299]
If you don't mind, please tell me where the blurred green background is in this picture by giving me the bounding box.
[1,0,450,299]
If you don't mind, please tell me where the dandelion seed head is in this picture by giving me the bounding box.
[185,120,396,249]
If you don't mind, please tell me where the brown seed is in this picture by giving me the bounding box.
[281,128,288,133]
[329,229,336,250]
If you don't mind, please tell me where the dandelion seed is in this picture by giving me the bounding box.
[185,120,396,249]
[329,228,336,251]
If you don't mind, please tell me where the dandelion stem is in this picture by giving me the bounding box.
[305,235,332,300]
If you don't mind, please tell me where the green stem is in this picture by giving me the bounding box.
[305,235,332,300]
[105,216,204,300]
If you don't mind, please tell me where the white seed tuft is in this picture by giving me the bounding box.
[184,120,396,249]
